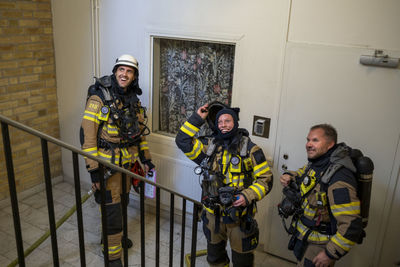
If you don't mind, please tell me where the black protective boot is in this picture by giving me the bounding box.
[108,258,123,267]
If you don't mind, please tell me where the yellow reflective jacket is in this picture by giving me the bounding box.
[175,112,273,205]
[80,91,151,172]
[288,144,363,260]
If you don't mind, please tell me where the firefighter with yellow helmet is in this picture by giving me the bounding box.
[175,102,273,267]
[80,54,155,267]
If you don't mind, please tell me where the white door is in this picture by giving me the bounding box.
[264,42,400,266]
[377,139,400,267]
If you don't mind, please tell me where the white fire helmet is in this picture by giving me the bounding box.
[113,54,139,72]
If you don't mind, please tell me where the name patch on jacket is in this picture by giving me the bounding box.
[253,149,266,165]
[333,187,351,204]
[88,102,99,111]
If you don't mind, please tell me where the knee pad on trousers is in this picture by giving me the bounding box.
[94,189,113,204]
[106,203,122,235]
[202,211,212,241]
[207,241,229,265]
[232,250,254,267]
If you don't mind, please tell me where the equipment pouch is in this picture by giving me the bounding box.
[243,157,253,171]
[316,192,327,207]
[240,215,258,235]
[293,237,308,261]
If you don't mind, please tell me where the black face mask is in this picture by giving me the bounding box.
[216,127,238,140]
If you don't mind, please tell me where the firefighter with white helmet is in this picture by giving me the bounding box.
[80,54,154,267]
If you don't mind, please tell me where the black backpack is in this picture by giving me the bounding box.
[321,147,374,243]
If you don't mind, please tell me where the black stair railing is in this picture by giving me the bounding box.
[0,114,202,267]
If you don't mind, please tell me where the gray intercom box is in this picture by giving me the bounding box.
[252,115,270,138]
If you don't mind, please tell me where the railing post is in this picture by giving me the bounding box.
[121,172,128,266]
[41,138,59,267]
[169,193,175,267]
[98,164,109,267]
[140,181,145,266]
[1,122,25,267]
[156,187,160,267]
[191,204,200,267]
[180,199,186,267]
[72,152,86,266]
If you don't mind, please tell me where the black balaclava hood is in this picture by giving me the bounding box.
[308,143,338,174]
[215,108,239,140]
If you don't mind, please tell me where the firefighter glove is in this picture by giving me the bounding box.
[89,169,100,183]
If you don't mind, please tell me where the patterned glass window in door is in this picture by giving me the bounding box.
[153,38,235,136]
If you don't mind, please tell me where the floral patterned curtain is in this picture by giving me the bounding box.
[158,39,235,135]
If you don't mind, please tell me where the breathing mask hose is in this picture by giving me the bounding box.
[282,217,291,234]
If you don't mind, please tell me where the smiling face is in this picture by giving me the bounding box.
[306,128,335,159]
[115,65,136,89]
[217,114,234,134]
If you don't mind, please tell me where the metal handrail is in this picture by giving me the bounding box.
[0,114,201,205]
[1,113,202,267]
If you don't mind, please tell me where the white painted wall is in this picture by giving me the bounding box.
[51,0,400,265]
[52,0,94,189]
[96,0,290,153]
[289,0,400,50]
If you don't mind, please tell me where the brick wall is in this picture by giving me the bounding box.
[0,0,62,200]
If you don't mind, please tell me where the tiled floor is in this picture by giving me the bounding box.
[0,181,295,266]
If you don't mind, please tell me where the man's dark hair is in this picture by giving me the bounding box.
[310,124,337,144]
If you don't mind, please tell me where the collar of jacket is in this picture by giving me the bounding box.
[308,143,357,173]
[214,128,249,154]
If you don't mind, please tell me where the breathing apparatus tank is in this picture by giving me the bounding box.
[350,149,374,228]
[351,149,374,228]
